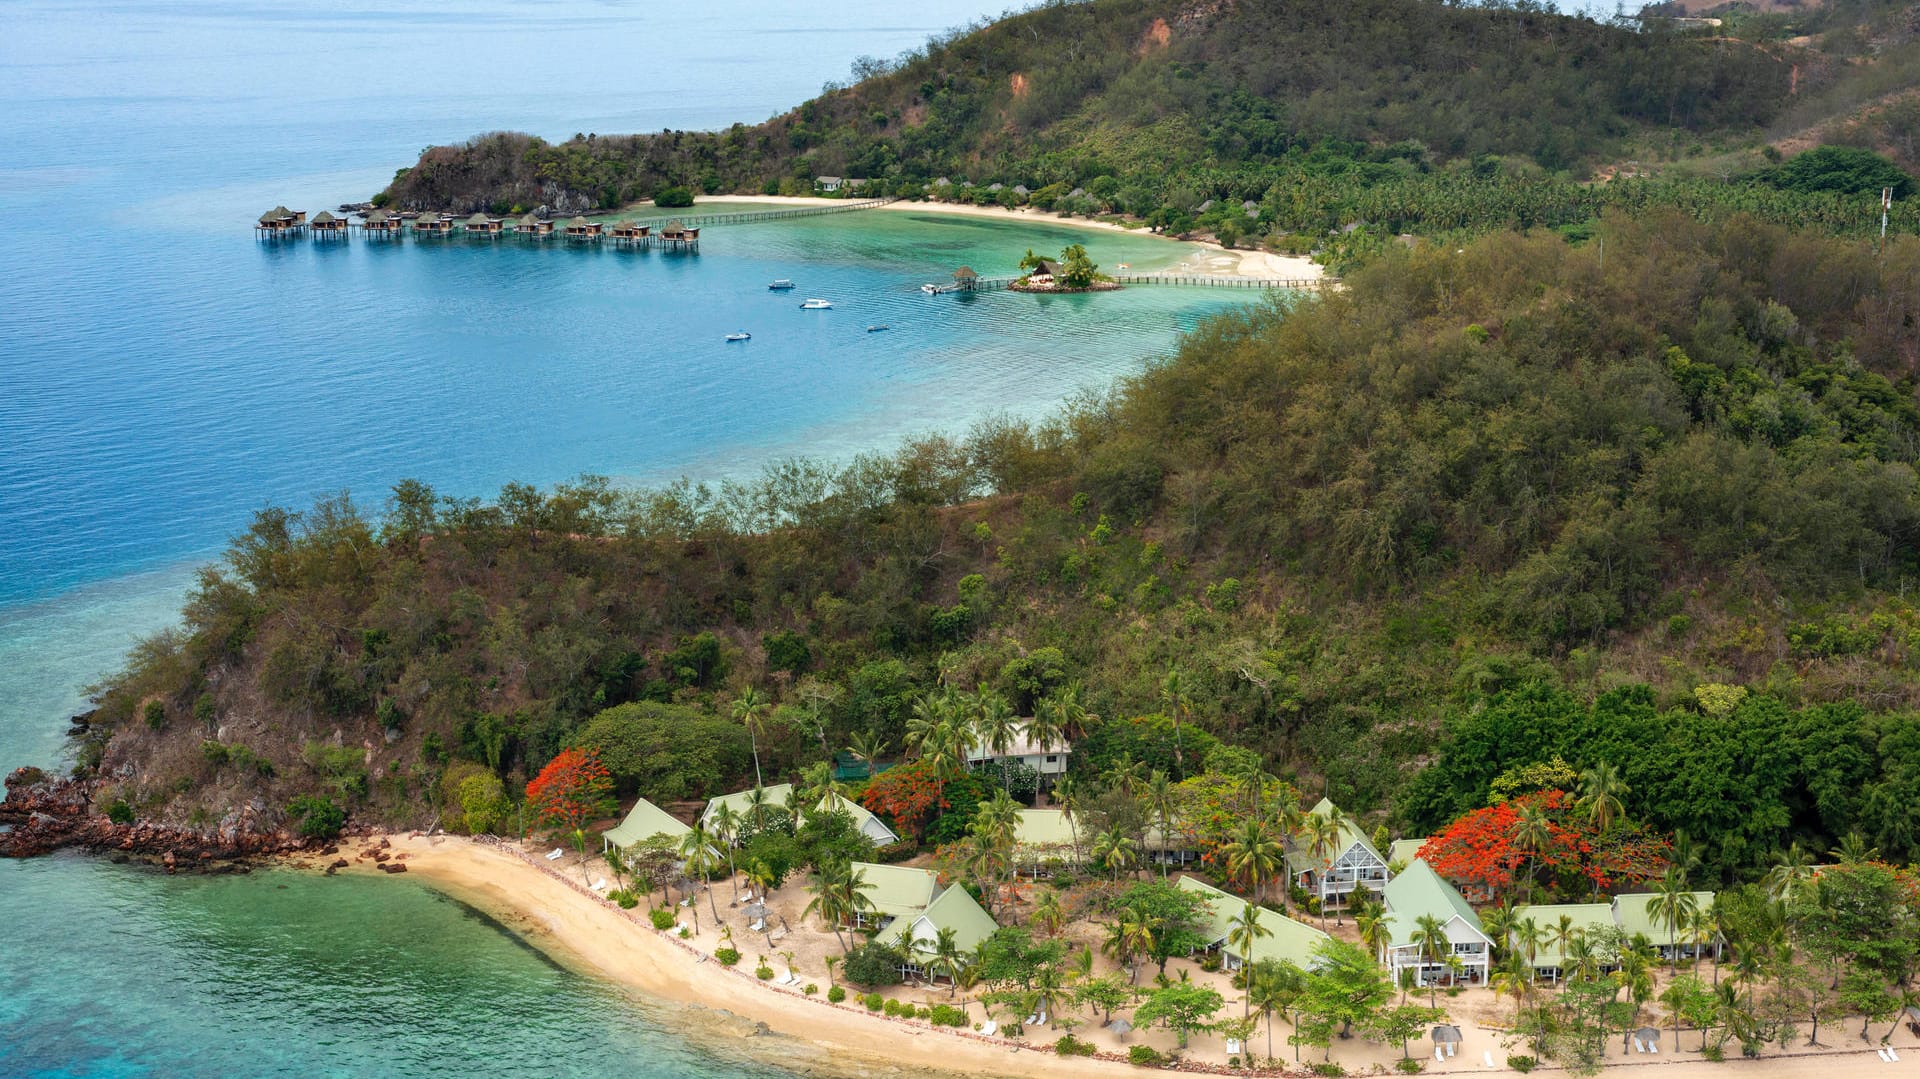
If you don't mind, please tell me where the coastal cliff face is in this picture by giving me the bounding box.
[1,767,312,865]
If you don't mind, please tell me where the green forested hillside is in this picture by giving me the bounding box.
[79,216,1920,882]
[380,0,1797,212]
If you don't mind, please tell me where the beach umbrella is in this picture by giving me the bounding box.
[743,902,768,920]
[1105,1019,1132,1037]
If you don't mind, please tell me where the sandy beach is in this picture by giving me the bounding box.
[333,834,1918,1079]
[679,194,1323,282]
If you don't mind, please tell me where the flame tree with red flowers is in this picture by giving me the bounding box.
[1419,789,1670,903]
[859,758,950,841]
[526,747,615,878]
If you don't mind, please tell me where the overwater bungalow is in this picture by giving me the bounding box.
[513,213,552,238]
[360,208,403,236]
[655,220,699,249]
[463,212,504,237]
[562,216,603,241]
[413,212,455,236]
[308,210,349,238]
[610,220,651,245]
[254,205,305,234]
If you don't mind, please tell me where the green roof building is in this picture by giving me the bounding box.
[847,861,942,929]
[1613,891,1716,959]
[700,783,897,846]
[1177,876,1331,970]
[1284,798,1391,909]
[601,797,691,852]
[1387,838,1428,869]
[880,883,999,979]
[1510,902,1615,978]
[1380,859,1491,987]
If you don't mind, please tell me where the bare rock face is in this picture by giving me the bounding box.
[1,768,313,864]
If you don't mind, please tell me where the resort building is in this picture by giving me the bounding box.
[413,212,455,235]
[602,796,690,853]
[562,216,603,240]
[514,213,553,238]
[879,884,998,980]
[610,221,651,245]
[844,861,941,931]
[1145,822,1203,869]
[1387,838,1427,870]
[1178,876,1331,971]
[309,210,349,238]
[463,212,503,236]
[1284,798,1392,909]
[655,220,699,248]
[700,783,898,846]
[1613,891,1719,960]
[1509,902,1616,982]
[1379,859,1492,987]
[254,205,305,234]
[1011,808,1084,873]
[361,209,403,235]
[964,722,1071,784]
[952,266,979,290]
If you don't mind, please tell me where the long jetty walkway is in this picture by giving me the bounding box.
[670,198,893,228]
[962,272,1329,292]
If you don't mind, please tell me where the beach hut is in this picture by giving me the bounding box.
[514,213,553,238]
[1612,891,1717,961]
[413,212,454,235]
[309,210,349,238]
[602,797,690,853]
[610,220,651,245]
[845,862,941,931]
[1379,859,1492,986]
[815,176,845,192]
[562,216,602,241]
[463,212,502,236]
[655,220,698,248]
[361,208,402,235]
[1012,808,1083,872]
[952,266,979,290]
[1177,876,1331,971]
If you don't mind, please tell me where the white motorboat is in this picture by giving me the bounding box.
[866,324,889,333]
[799,298,832,309]
[725,332,751,342]
[919,283,942,294]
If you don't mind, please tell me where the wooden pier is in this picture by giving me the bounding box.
[260,196,897,245]
[961,272,1330,292]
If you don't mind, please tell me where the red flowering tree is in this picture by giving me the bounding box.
[526,748,615,873]
[1420,789,1670,902]
[859,758,949,841]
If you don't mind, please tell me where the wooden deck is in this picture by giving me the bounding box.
[961,273,1331,292]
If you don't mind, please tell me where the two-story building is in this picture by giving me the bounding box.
[1284,798,1391,911]
[1379,859,1492,987]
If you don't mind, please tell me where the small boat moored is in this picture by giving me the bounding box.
[799,298,832,309]
[725,332,752,342]
[919,283,942,294]
[866,325,889,333]
[768,279,796,290]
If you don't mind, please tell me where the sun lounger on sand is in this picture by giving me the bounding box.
[1484,1050,1495,1067]
[979,1021,997,1037]
[590,878,608,891]
[545,848,564,860]
[750,918,766,932]
[1435,1047,1445,1063]
[1888,1048,1900,1062]
[1632,1037,1644,1053]
[1879,1049,1892,1062]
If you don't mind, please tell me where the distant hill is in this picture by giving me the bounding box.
[381,0,1799,214]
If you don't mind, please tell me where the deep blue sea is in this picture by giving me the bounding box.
[0,1,1246,1074]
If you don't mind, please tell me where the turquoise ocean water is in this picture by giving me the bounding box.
[0,1,1247,1073]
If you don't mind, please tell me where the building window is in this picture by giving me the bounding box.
[1046,755,1058,764]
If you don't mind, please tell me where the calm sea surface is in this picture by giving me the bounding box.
[0,0,1246,1074]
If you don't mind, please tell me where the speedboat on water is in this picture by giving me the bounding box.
[725,332,751,342]
[866,324,889,333]
[919,283,942,294]
[799,298,832,309]
[768,279,795,290]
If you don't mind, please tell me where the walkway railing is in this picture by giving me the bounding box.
[963,272,1330,292]
[673,198,895,228]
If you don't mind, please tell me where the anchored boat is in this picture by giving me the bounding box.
[725,332,751,342]
[768,279,795,290]
[799,298,832,309]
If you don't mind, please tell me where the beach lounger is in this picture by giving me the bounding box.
[1879,1049,1892,1062]
[1435,1047,1445,1063]
[590,878,608,891]
[1632,1037,1644,1053]
[545,848,564,860]
[1889,1048,1901,1062]
[750,918,766,932]
[1648,1041,1658,1055]
[1484,1050,1495,1067]
[1447,1042,1456,1058]
[980,1021,997,1037]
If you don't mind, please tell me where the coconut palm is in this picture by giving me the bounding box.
[1053,772,1083,857]
[743,784,772,835]
[1158,667,1193,779]
[1102,753,1145,799]
[1764,841,1815,903]
[1300,813,1341,925]
[1409,913,1450,1007]
[973,690,1020,791]
[1490,950,1533,1020]
[1480,903,1514,961]
[1577,761,1630,832]
[1032,888,1067,938]
[923,925,966,996]
[732,686,770,788]
[1249,960,1305,1063]
[678,822,721,921]
[847,730,888,775]
[1357,902,1392,960]
[1513,916,1545,978]
[1647,869,1700,972]
[1025,696,1065,757]
[1223,819,1285,904]
[1145,769,1178,879]
[1091,827,1139,881]
[1509,803,1553,902]
[1228,906,1272,1017]
[1047,685,1100,741]
[1111,910,1156,984]
[1030,962,1070,1027]
[803,861,875,952]
[709,802,742,900]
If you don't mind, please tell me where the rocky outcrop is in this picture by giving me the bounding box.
[1,767,313,867]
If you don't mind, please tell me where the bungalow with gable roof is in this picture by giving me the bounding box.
[602,796,690,853]
[844,860,941,931]
[1380,859,1492,987]
[1613,890,1718,961]
[1510,902,1616,982]
[1012,807,1084,873]
[700,782,898,846]
[1387,838,1427,871]
[879,883,998,981]
[1284,798,1391,909]
[1178,876,1331,971]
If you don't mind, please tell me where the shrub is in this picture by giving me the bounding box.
[144,701,167,730]
[1199,951,1223,973]
[714,947,741,967]
[882,998,903,1017]
[677,927,691,939]
[927,1004,969,1027]
[106,799,134,825]
[1309,1065,1347,1077]
[1053,1035,1096,1056]
[654,186,695,208]
[842,940,907,987]
[611,889,640,909]
[756,962,776,981]
[202,741,229,766]
[285,794,346,839]
[863,993,884,1012]
[648,907,675,929]
[1397,1059,1425,1074]
[827,985,847,1003]
[1702,1045,1725,1063]
[803,983,818,996]
[1127,1045,1164,1066]
[1507,1056,1536,1073]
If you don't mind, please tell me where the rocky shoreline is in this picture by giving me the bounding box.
[1,767,316,870]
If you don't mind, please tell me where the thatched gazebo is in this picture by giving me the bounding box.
[952,266,979,290]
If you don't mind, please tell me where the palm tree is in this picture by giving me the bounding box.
[1159,667,1193,778]
[1025,695,1066,759]
[1145,769,1178,879]
[1409,914,1450,1007]
[823,953,839,988]
[803,861,875,952]
[1617,948,1656,1051]
[1228,906,1272,1016]
[743,784,772,836]
[1764,841,1815,903]
[1053,773,1083,857]
[1102,753,1144,799]
[1032,888,1066,938]
[1091,827,1139,881]
[847,730,888,775]
[1030,962,1070,1027]
[1249,960,1305,1063]
[974,690,1019,790]
[1224,819,1284,904]
[678,822,721,922]
[1112,910,1156,984]
[1669,828,1703,884]
[1647,869,1700,972]
[1686,905,1715,978]
[924,925,966,996]
[1513,916,1545,979]
[1480,903,1514,961]
[1830,831,1879,865]
[1509,804,1553,902]
[1490,950,1533,1020]
[1550,914,1576,964]
[1047,685,1099,742]
[1357,902,1391,961]
[709,802,742,901]
[1577,761,1630,832]
[732,687,770,788]
[1300,813,1340,925]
